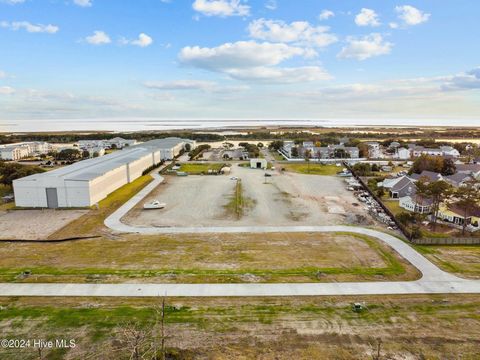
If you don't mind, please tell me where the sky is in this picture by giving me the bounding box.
[0,0,480,128]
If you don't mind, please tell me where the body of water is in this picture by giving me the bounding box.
[0,118,479,133]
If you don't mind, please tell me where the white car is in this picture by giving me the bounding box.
[143,200,166,210]
[230,176,239,180]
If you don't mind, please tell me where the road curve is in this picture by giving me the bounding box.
[1,173,479,298]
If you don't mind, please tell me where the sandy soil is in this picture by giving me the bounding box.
[124,165,372,227]
[0,209,88,240]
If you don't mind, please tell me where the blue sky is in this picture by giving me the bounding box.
[0,0,479,124]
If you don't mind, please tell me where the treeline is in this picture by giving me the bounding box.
[0,162,45,186]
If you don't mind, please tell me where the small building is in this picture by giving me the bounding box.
[250,158,268,169]
[438,203,480,227]
[399,194,433,214]
[395,147,411,160]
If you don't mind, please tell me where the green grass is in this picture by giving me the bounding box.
[223,179,255,220]
[179,163,225,174]
[383,200,403,216]
[283,163,340,176]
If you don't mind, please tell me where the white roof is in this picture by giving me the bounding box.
[15,138,187,183]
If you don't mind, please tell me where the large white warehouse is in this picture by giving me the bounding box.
[13,137,195,208]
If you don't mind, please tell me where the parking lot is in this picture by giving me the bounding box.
[124,165,372,228]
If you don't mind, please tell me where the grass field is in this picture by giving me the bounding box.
[415,245,480,279]
[383,199,403,216]
[282,163,340,176]
[1,294,480,359]
[47,175,153,239]
[0,232,419,283]
[178,163,225,174]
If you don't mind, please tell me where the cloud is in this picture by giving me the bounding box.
[73,0,92,7]
[226,66,331,83]
[338,33,392,61]
[0,71,6,78]
[192,0,250,17]
[179,41,313,70]
[395,5,430,26]
[0,86,15,95]
[85,31,111,45]
[179,40,328,83]
[120,33,153,47]
[247,19,337,48]
[265,0,277,10]
[1,0,25,4]
[442,67,480,91]
[355,8,380,27]
[144,79,249,93]
[0,21,59,34]
[318,10,334,21]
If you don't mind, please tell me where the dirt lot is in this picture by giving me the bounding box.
[1,294,480,360]
[0,209,88,240]
[125,165,371,228]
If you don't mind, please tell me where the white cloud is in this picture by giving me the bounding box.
[389,22,399,29]
[395,5,430,26]
[442,67,480,91]
[0,21,59,34]
[192,0,250,17]
[248,18,337,48]
[318,10,334,21]
[85,31,111,45]
[1,0,25,4]
[0,71,6,78]
[265,0,277,10]
[179,40,328,83]
[73,0,92,7]
[355,8,380,27]
[338,33,393,61]
[0,86,15,95]
[226,66,331,83]
[179,41,313,70]
[144,79,249,93]
[120,33,153,47]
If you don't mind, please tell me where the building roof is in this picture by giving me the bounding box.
[391,176,415,193]
[446,204,480,218]
[410,170,443,182]
[15,138,187,183]
[456,164,480,174]
[444,173,472,187]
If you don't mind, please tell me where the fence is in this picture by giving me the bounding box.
[344,162,411,240]
[412,237,480,245]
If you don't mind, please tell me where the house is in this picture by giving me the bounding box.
[456,164,480,180]
[282,141,359,159]
[250,158,268,169]
[439,146,461,157]
[409,170,443,183]
[409,145,460,158]
[399,193,433,214]
[438,203,480,228]
[366,142,383,159]
[395,147,411,160]
[389,176,416,199]
[0,145,30,160]
[378,176,405,190]
[444,173,473,188]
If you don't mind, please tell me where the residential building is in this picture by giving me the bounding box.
[394,147,411,160]
[438,203,480,227]
[444,173,473,188]
[281,141,359,160]
[0,145,30,160]
[366,142,383,159]
[389,176,416,199]
[409,145,460,158]
[409,170,444,183]
[456,164,480,180]
[399,193,433,214]
[13,137,194,208]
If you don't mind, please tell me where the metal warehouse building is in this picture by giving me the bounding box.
[13,137,195,208]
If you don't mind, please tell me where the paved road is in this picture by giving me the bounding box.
[1,173,479,297]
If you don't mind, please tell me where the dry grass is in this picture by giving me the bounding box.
[0,232,419,283]
[1,294,480,359]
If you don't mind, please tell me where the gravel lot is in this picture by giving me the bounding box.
[124,165,372,227]
[0,209,88,240]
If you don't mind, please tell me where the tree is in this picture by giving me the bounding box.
[453,180,480,235]
[184,143,191,152]
[257,142,264,148]
[424,181,452,231]
[269,140,284,151]
[334,148,348,159]
[93,151,99,158]
[304,149,312,173]
[410,154,444,174]
[82,150,90,159]
[442,158,456,175]
[291,147,299,158]
[0,162,45,186]
[56,148,81,161]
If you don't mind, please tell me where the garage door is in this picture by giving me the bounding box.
[46,188,59,209]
